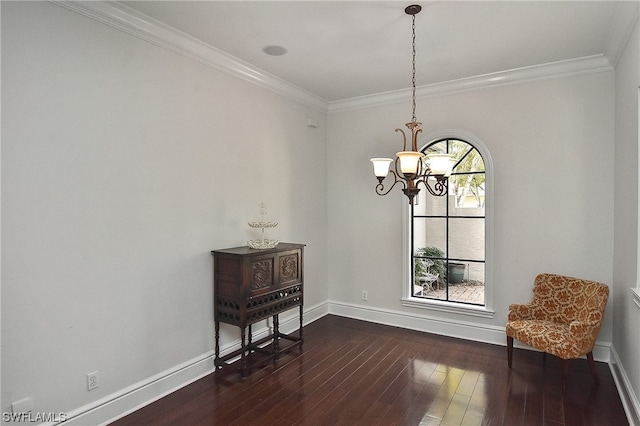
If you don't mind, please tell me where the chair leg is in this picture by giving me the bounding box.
[507,336,513,368]
[587,351,599,384]
[561,358,568,394]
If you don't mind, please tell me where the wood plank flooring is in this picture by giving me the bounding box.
[110,315,628,425]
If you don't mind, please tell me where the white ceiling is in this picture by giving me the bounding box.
[119,1,629,103]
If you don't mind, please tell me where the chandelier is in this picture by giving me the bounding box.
[370,4,453,205]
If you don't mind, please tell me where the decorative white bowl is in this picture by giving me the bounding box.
[248,239,279,249]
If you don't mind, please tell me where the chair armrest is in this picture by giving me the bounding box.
[569,320,603,353]
[508,303,535,321]
[569,319,602,336]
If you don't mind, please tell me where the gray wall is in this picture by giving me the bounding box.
[1,1,328,417]
[327,73,615,336]
[3,0,639,423]
[613,17,640,424]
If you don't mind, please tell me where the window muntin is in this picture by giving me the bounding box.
[411,138,486,306]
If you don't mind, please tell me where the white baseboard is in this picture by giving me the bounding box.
[59,301,329,426]
[63,353,215,426]
[610,346,640,426]
[329,300,505,344]
[327,300,612,362]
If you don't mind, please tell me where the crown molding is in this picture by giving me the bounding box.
[604,1,640,69]
[53,1,618,116]
[328,55,613,113]
[52,1,328,112]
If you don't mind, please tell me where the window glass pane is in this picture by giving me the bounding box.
[423,288,446,302]
[467,261,485,284]
[414,188,447,216]
[448,261,485,305]
[449,173,485,213]
[451,143,484,173]
[450,200,484,218]
[413,218,446,253]
[448,217,485,261]
[412,257,424,297]
[413,257,443,296]
[416,257,447,301]
[425,140,447,155]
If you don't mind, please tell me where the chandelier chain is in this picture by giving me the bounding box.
[370,4,453,205]
[411,13,417,123]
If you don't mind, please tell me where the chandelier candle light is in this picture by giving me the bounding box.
[370,4,454,205]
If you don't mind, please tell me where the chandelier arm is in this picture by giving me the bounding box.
[411,127,422,152]
[374,170,407,196]
[395,128,408,151]
[416,175,449,197]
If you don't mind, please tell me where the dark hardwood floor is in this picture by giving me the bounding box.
[111,315,628,425]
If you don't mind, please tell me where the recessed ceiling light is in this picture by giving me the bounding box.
[262,45,288,56]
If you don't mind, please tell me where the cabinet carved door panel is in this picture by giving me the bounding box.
[250,258,274,290]
[280,252,300,284]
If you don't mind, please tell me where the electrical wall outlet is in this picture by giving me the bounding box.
[87,371,99,391]
[361,290,368,301]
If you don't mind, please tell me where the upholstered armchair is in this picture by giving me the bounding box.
[506,273,609,391]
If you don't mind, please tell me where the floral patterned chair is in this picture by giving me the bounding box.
[506,273,609,391]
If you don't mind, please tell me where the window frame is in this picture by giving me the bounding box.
[401,130,494,318]
[634,87,640,309]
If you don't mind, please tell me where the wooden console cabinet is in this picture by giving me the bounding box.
[211,243,304,377]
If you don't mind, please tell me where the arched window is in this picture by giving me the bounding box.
[405,134,492,315]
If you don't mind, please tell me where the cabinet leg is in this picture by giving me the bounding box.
[240,326,247,378]
[273,314,280,361]
[299,304,304,350]
[248,324,253,353]
[215,320,221,369]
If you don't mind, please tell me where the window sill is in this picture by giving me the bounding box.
[632,287,640,309]
[401,297,495,319]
